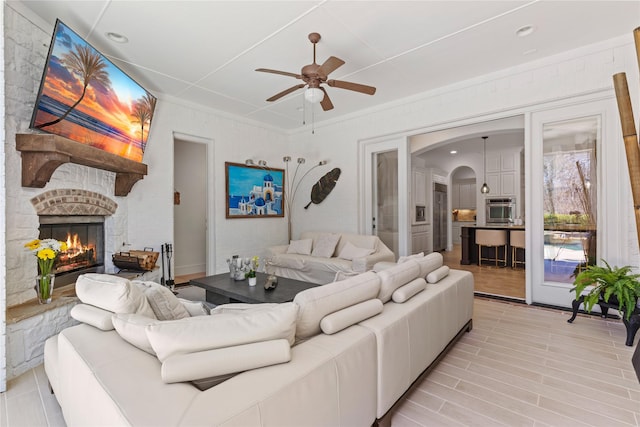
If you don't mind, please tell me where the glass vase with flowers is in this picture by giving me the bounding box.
[24,238,68,304]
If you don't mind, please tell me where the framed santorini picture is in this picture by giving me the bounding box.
[225,162,285,219]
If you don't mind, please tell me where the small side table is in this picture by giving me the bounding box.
[567,295,640,346]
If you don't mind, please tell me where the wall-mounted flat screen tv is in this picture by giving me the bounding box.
[30,19,156,163]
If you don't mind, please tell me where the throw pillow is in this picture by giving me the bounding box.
[146,302,298,362]
[392,278,427,303]
[293,271,381,339]
[160,339,291,384]
[286,238,313,255]
[397,253,424,264]
[337,241,374,261]
[311,233,341,258]
[415,252,444,279]
[75,273,155,318]
[112,313,158,355]
[376,260,421,303]
[320,299,383,335]
[133,280,190,320]
[426,265,450,284]
[70,304,115,331]
[177,298,210,316]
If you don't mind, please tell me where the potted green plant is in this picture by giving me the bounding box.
[245,256,259,286]
[570,260,640,320]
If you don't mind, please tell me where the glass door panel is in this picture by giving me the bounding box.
[542,117,598,284]
[375,150,399,255]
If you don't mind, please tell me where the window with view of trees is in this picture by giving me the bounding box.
[542,116,598,284]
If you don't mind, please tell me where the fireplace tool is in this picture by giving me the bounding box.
[164,243,175,289]
[160,244,166,286]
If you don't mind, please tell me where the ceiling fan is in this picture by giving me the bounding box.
[256,32,376,111]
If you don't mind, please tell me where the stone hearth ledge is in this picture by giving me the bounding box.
[6,284,78,324]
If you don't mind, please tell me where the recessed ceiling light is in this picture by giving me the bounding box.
[450,150,457,154]
[106,32,128,43]
[516,25,535,38]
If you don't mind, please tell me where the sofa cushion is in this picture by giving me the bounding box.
[414,252,444,279]
[161,339,291,383]
[133,280,190,320]
[146,302,298,362]
[287,238,313,255]
[337,241,375,261]
[427,265,450,283]
[293,271,381,339]
[392,278,427,303]
[112,313,158,355]
[320,299,383,334]
[311,233,341,258]
[70,304,115,330]
[397,253,423,263]
[75,273,155,318]
[376,260,421,303]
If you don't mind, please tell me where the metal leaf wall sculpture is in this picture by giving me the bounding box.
[304,168,341,209]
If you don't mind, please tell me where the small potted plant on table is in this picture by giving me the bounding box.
[568,260,640,346]
[246,256,259,286]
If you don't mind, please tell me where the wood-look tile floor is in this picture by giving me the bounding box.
[444,244,526,300]
[3,300,638,426]
[391,297,640,427]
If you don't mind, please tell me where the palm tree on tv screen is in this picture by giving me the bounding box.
[37,44,112,129]
[131,93,156,152]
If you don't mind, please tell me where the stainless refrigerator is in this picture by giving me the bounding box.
[433,183,448,252]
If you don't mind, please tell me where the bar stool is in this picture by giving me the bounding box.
[510,230,525,269]
[476,229,507,267]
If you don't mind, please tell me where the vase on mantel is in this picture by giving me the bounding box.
[35,273,55,304]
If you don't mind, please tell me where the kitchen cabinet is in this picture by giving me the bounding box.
[485,151,519,197]
[412,168,427,207]
[452,223,462,244]
[411,224,432,254]
[452,180,476,209]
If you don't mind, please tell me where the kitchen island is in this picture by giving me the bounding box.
[460,224,525,266]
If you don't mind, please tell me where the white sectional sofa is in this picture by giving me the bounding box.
[265,231,396,284]
[44,252,474,426]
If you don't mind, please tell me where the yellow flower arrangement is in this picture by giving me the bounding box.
[25,238,68,302]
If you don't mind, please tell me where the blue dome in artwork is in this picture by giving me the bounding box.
[263,174,274,182]
[255,197,266,207]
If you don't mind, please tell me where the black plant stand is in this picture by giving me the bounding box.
[568,295,640,346]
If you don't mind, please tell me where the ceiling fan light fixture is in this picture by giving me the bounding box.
[304,87,324,104]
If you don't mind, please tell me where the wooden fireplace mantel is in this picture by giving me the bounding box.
[15,133,147,196]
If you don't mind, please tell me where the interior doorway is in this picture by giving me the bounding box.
[410,116,526,300]
[173,137,208,282]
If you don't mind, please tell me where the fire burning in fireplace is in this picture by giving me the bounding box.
[38,217,105,283]
[55,232,96,274]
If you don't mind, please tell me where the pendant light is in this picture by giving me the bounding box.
[481,136,490,194]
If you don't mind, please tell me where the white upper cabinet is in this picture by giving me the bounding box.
[452,180,476,209]
[412,168,427,207]
[485,151,520,197]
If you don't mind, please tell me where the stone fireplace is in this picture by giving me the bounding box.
[32,189,117,286]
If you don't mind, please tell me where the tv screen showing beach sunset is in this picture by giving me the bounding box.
[30,20,156,163]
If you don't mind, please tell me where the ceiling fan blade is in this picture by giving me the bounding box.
[266,84,306,102]
[327,79,376,95]
[317,56,345,77]
[319,87,334,111]
[255,68,302,79]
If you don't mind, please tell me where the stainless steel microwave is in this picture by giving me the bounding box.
[486,198,515,223]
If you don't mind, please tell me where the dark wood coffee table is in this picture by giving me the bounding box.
[189,272,319,305]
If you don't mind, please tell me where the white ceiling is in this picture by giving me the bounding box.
[10,0,640,131]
